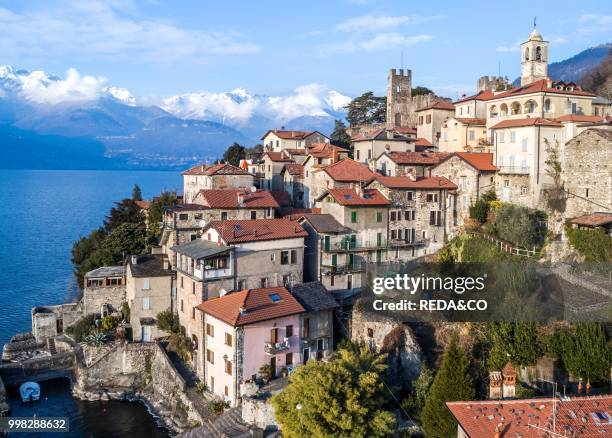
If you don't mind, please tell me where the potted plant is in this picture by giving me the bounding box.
[258,364,272,383]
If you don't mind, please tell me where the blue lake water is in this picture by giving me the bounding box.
[0,169,181,436]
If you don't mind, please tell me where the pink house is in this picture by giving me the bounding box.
[196,286,304,405]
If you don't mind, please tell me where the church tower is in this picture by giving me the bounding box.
[386,68,412,128]
[520,24,548,86]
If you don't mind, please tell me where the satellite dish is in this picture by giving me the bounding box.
[250,186,257,193]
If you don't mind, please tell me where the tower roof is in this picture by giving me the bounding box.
[527,26,544,41]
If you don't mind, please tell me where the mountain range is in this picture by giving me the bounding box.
[1,43,608,170]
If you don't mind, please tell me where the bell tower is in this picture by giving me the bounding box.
[520,21,548,86]
[386,68,412,128]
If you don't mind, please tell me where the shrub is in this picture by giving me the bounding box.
[210,399,230,414]
[121,301,130,323]
[196,382,208,394]
[168,333,192,362]
[100,316,118,332]
[566,227,612,263]
[493,204,546,248]
[258,364,272,381]
[66,314,97,342]
[156,308,180,334]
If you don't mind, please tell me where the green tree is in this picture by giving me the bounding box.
[402,362,434,420]
[132,184,143,201]
[103,198,144,233]
[548,323,611,383]
[272,345,395,437]
[156,308,180,334]
[486,322,542,371]
[493,204,546,248]
[330,119,351,149]
[411,86,434,96]
[100,222,147,263]
[223,142,246,166]
[147,191,178,241]
[421,337,475,438]
[345,92,386,126]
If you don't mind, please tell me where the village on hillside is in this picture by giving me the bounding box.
[1,25,611,437]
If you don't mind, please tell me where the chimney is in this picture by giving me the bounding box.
[163,257,170,270]
[406,168,417,181]
[237,191,245,206]
[239,306,247,315]
[586,379,591,394]
[355,185,364,198]
[131,255,138,265]
[577,379,583,394]
[201,164,205,172]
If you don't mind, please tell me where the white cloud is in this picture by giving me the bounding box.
[321,33,433,55]
[0,1,261,64]
[578,14,612,33]
[161,84,351,125]
[18,68,107,104]
[336,15,443,33]
[552,36,568,44]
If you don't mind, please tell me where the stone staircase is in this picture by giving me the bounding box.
[180,407,250,437]
[46,337,57,355]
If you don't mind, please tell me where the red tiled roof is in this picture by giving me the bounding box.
[554,114,605,123]
[308,143,350,159]
[351,128,414,142]
[322,188,391,206]
[264,151,295,162]
[490,118,563,129]
[282,163,304,177]
[570,212,612,227]
[454,89,495,104]
[206,218,307,243]
[261,129,323,140]
[434,152,497,172]
[375,175,457,190]
[490,79,596,100]
[182,163,252,176]
[416,100,455,112]
[196,286,305,326]
[194,189,279,209]
[415,137,433,147]
[284,148,307,155]
[385,151,450,165]
[135,200,151,209]
[447,395,612,438]
[455,117,487,126]
[394,127,417,135]
[319,158,376,183]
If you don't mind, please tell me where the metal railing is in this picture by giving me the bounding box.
[323,239,388,252]
[321,263,366,274]
[497,166,530,175]
[264,338,291,355]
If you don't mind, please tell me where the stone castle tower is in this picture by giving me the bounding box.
[386,68,412,128]
[520,25,548,86]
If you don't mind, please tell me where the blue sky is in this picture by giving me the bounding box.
[0,0,610,100]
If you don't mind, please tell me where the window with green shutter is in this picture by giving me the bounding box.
[376,211,383,222]
[351,211,357,223]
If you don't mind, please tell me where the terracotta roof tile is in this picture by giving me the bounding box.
[455,152,497,171]
[321,188,391,206]
[308,143,350,159]
[490,79,596,100]
[182,163,252,176]
[554,114,605,123]
[264,151,295,162]
[196,286,305,326]
[351,128,414,142]
[319,158,376,183]
[569,212,612,227]
[454,89,496,104]
[416,100,455,112]
[415,137,433,147]
[284,148,307,155]
[490,118,563,129]
[261,129,324,140]
[384,151,450,165]
[206,218,307,244]
[455,117,487,126]
[135,200,151,209]
[194,189,279,209]
[375,175,457,190]
[282,163,305,177]
[447,395,612,438]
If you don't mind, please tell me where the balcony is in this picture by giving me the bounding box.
[321,263,365,274]
[388,238,428,248]
[497,166,530,175]
[323,238,388,252]
[264,338,291,355]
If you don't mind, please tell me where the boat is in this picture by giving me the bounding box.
[19,381,40,403]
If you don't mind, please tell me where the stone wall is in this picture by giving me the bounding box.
[31,304,82,342]
[0,375,8,415]
[241,396,278,431]
[0,352,75,386]
[83,285,125,315]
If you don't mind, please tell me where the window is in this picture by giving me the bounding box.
[426,114,432,124]
[106,277,122,286]
[367,328,374,338]
[290,250,297,264]
[391,230,397,239]
[429,211,442,226]
[87,279,104,287]
[468,130,475,141]
[180,299,184,312]
[521,186,528,194]
[194,213,203,220]
[418,116,423,125]
[351,211,357,223]
[286,352,293,365]
[270,253,276,262]
[190,234,197,241]
[390,211,396,221]
[406,191,414,201]
[283,274,291,287]
[224,386,229,396]
[238,279,246,290]
[303,318,310,338]
[260,278,267,288]
[571,102,577,114]
[180,276,184,288]
[221,212,228,221]
[585,188,589,198]
[206,323,214,337]
[499,131,505,143]
[510,131,516,142]
[504,180,510,188]
[192,307,195,319]
[426,193,439,203]
[192,282,196,294]
[225,333,233,346]
[356,150,360,160]
[286,325,293,337]
[250,210,257,220]
[281,250,290,265]
[376,211,383,222]
[142,297,150,310]
[225,360,232,375]
[143,278,150,290]
[521,137,528,152]
[206,349,214,364]
[179,213,188,220]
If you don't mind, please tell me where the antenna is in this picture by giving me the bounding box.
[498,61,501,78]
[534,16,537,28]
[401,50,404,71]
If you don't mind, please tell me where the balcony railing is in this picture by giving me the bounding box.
[388,238,429,248]
[264,338,291,355]
[323,239,388,252]
[497,166,530,175]
[321,263,366,274]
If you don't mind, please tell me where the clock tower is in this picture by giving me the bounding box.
[520,24,548,86]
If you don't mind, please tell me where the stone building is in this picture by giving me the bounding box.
[415,100,455,147]
[196,286,305,406]
[367,175,458,257]
[351,128,415,167]
[31,303,81,342]
[280,163,305,207]
[302,144,350,206]
[387,68,412,128]
[182,163,256,204]
[82,266,126,315]
[262,151,294,191]
[375,151,449,177]
[308,158,376,207]
[431,152,498,228]
[290,282,339,363]
[476,75,509,92]
[439,117,489,153]
[261,129,329,152]
[314,187,391,293]
[126,254,174,342]
[562,128,612,219]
